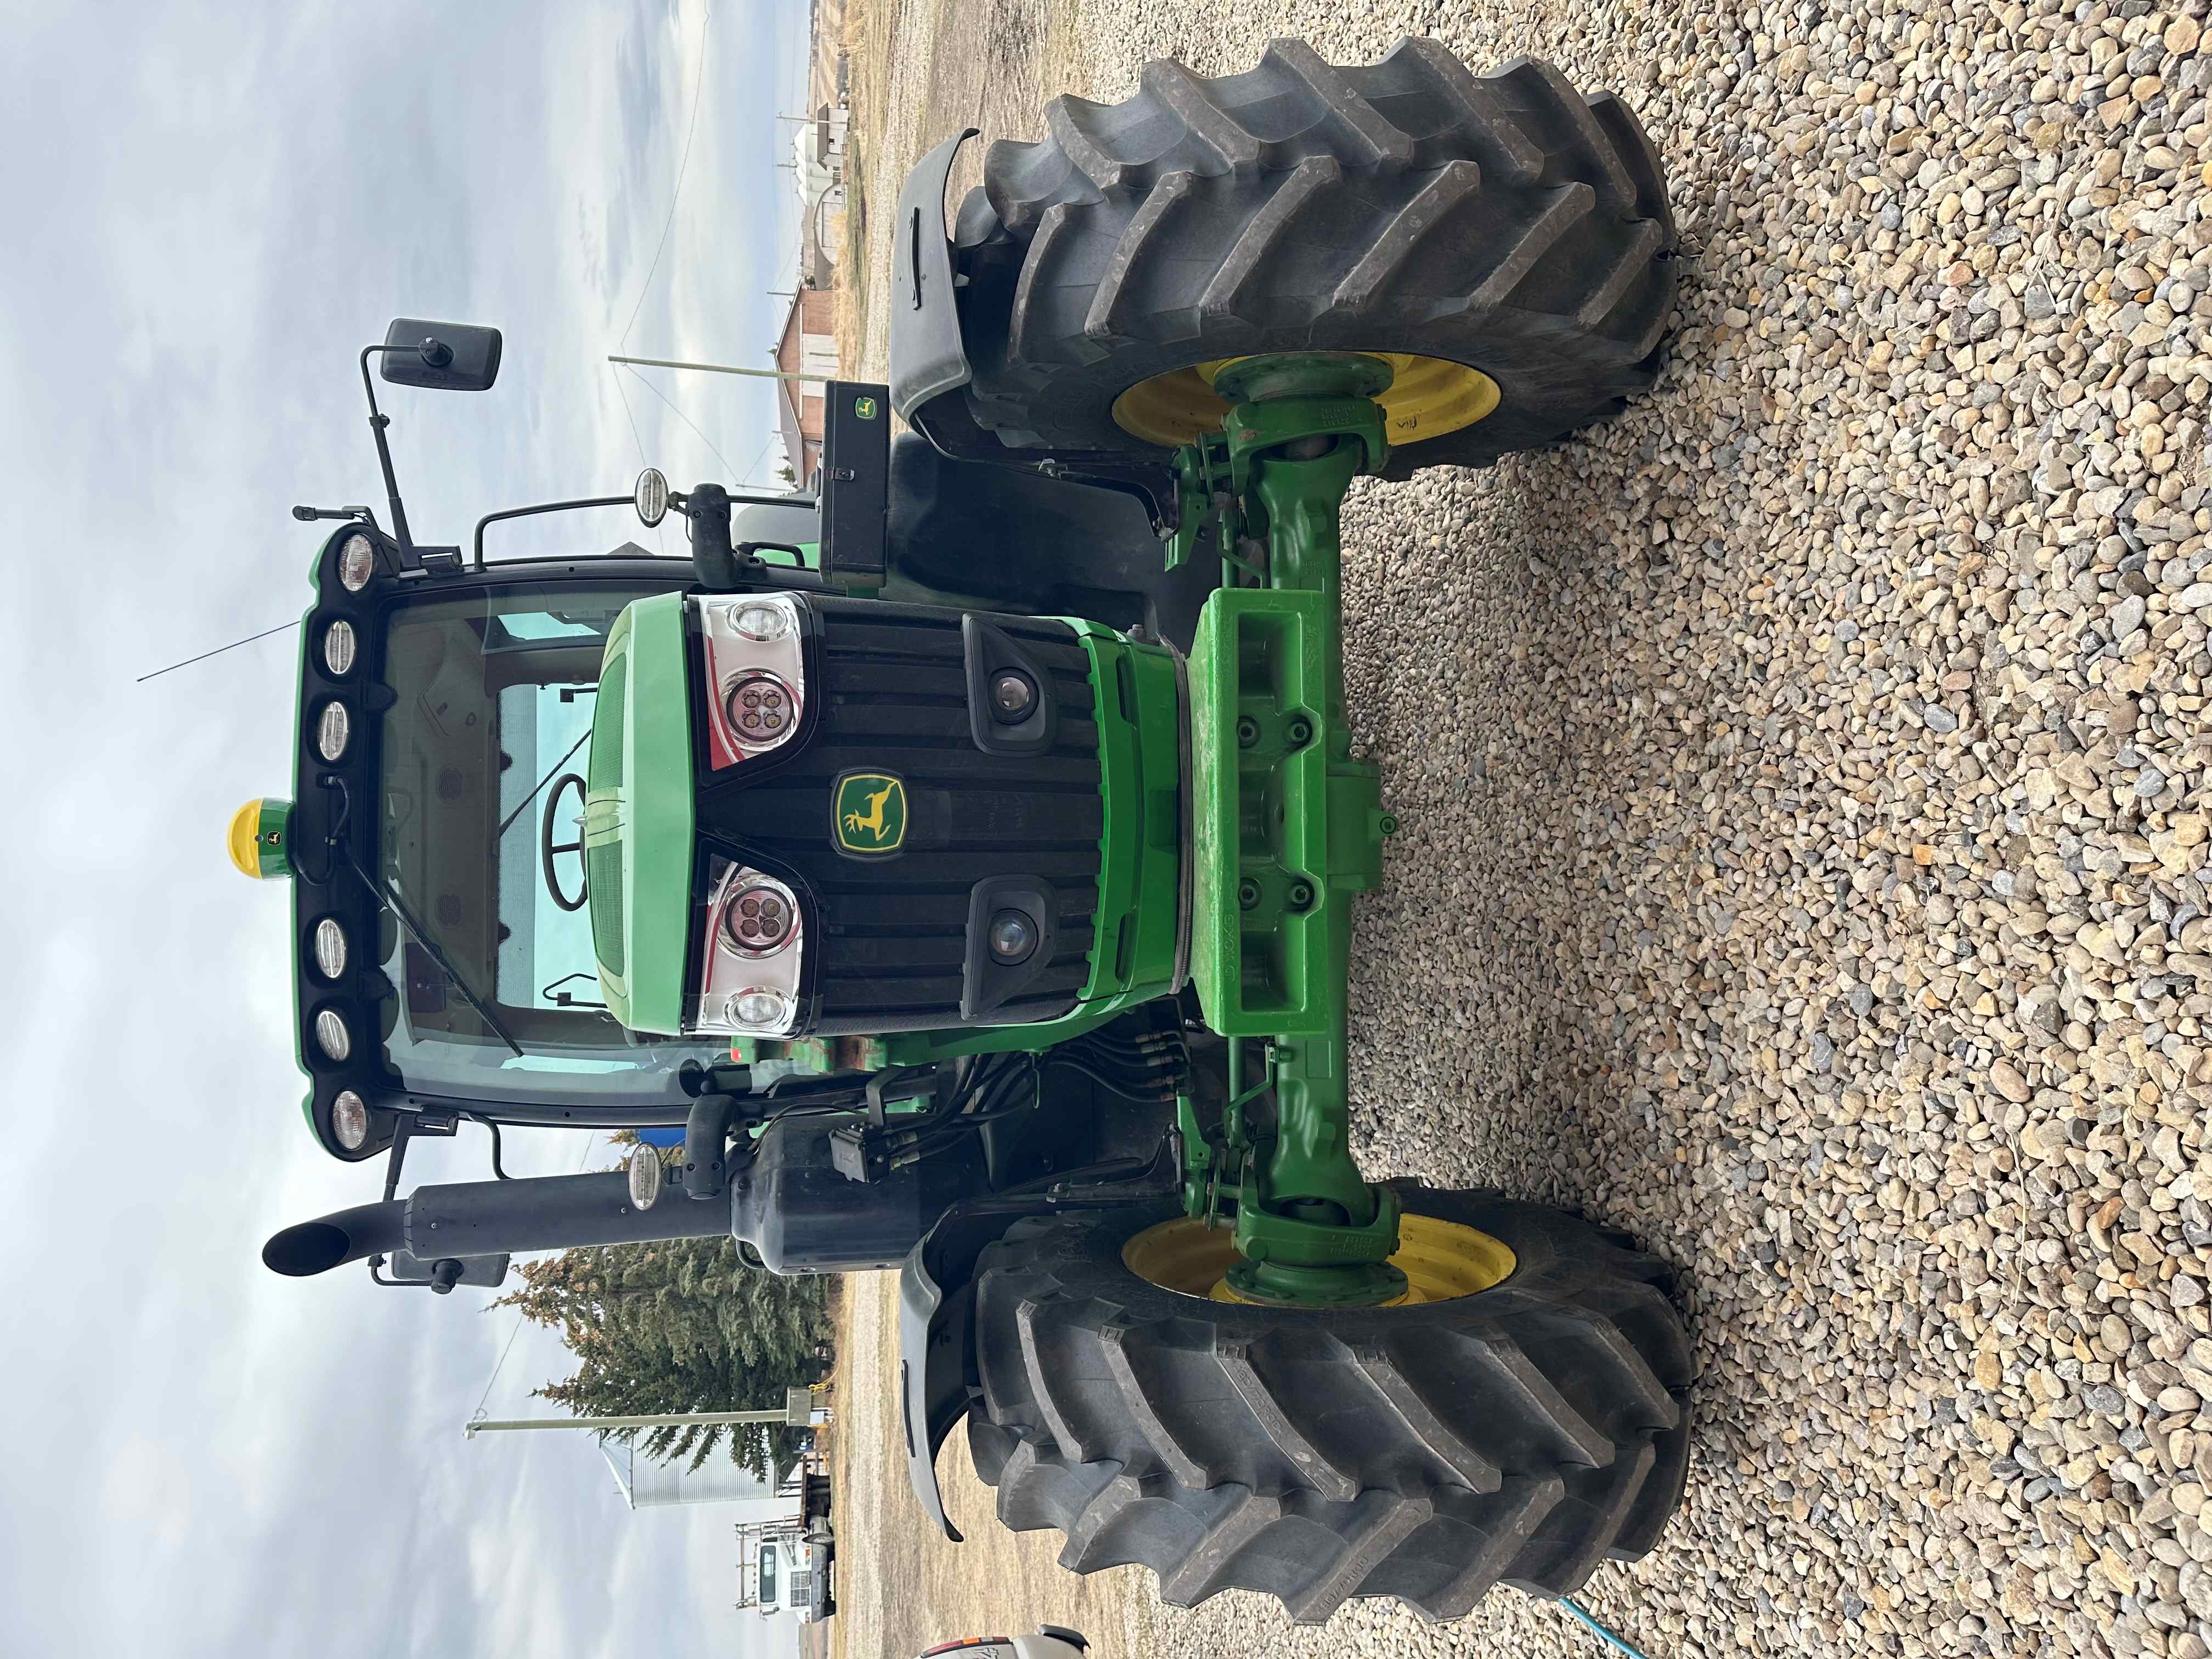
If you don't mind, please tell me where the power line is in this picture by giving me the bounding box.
[137,618,300,684]
[620,363,743,483]
[608,365,667,554]
[617,3,714,350]
[470,1128,610,1425]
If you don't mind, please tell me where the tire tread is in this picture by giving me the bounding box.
[967,1194,1692,1621]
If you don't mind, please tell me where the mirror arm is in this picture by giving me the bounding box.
[358,344,417,552]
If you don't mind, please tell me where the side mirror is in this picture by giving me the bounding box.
[380,317,503,391]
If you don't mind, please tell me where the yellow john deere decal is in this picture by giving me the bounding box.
[833,771,907,856]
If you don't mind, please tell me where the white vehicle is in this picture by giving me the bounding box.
[756,1532,833,1623]
[917,1629,1088,1658]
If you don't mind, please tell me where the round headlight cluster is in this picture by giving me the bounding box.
[729,988,791,1030]
[337,533,376,592]
[724,673,795,746]
[731,601,791,642]
[314,1007,352,1062]
[313,917,348,979]
[989,668,1039,724]
[316,701,351,762]
[323,619,357,676]
[330,1090,370,1151]
[987,909,1039,964]
[723,882,796,955]
[634,466,670,528]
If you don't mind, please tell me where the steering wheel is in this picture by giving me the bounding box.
[539,774,590,913]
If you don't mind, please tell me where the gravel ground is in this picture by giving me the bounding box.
[833,2,2212,1656]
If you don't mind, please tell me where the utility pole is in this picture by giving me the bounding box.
[466,1390,826,1437]
[608,353,833,385]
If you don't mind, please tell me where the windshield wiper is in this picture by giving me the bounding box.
[320,778,527,1060]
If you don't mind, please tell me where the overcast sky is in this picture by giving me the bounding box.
[0,4,816,1655]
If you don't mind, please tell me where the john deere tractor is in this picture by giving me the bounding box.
[253,40,1691,1622]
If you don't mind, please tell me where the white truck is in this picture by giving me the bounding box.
[754,1530,833,1623]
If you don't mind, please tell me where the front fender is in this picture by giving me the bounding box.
[897,1139,1184,1541]
[889,128,978,425]
[898,1234,975,1542]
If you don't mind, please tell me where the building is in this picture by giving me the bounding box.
[772,287,837,489]
[595,1436,780,1510]
[771,0,849,487]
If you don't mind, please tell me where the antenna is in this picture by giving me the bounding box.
[137,618,301,684]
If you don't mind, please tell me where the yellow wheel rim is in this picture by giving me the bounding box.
[1109,353,1500,449]
[1122,1213,1516,1306]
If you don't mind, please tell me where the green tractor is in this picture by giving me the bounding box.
[253,39,1691,1622]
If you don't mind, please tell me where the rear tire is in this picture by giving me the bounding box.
[964,1188,1692,1623]
[947,39,1675,477]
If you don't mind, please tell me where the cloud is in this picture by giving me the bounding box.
[0,2,812,1655]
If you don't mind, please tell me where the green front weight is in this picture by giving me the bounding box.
[1180,353,1406,1307]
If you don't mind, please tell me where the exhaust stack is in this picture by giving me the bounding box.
[263,1169,735,1280]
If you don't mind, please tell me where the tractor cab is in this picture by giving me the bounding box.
[241,319,1206,1178]
[232,527,737,1164]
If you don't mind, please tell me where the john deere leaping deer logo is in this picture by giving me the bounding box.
[832,771,907,857]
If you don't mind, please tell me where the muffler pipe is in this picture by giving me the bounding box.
[262,1169,734,1278]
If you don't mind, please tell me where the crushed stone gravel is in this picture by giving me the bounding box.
[836,0,2212,1654]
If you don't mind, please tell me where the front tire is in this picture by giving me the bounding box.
[964,1188,1691,1623]
[947,40,1675,478]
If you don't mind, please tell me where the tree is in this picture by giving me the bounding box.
[494,1234,832,1479]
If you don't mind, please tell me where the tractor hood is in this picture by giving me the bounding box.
[586,593,695,1032]
[588,585,1182,1046]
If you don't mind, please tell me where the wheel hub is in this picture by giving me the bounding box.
[1122,1214,1517,1306]
[1111,351,1500,449]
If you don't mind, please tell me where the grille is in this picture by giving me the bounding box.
[588,843,626,977]
[588,658,627,792]
[697,599,1103,1032]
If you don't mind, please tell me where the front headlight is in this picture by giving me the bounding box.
[330,1089,369,1150]
[316,701,351,761]
[337,533,376,591]
[723,672,797,747]
[698,594,806,768]
[730,988,791,1029]
[323,619,357,676]
[314,1007,352,1062]
[690,860,803,1035]
[312,917,348,979]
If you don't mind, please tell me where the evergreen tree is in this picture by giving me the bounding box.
[495,1233,832,1479]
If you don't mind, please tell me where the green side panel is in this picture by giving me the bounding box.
[587,594,696,1034]
[1186,588,1381,1036]
[1070,622,1184,1009]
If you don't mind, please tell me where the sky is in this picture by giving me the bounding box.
[0,4,817,1655]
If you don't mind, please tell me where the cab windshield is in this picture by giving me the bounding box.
[377,584,724,1105]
